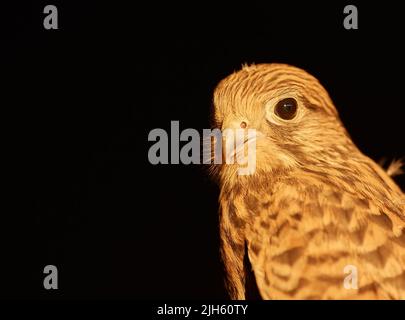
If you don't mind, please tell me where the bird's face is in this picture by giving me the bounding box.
[212,63,352,182]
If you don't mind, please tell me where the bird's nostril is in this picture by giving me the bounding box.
[240,121,248,129]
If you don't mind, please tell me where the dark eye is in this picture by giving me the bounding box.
[274,98,298,120]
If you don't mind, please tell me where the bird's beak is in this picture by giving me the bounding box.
[221,120,263,175]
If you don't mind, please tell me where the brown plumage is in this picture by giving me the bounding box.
[211,63,405,299]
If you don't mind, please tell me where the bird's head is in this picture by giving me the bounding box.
[211,63,355,184]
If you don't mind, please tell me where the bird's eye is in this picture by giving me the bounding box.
[274,98,298,120]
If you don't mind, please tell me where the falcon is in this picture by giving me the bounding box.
[211,63,405,299]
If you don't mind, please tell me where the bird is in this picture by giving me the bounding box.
[210,63,405,299]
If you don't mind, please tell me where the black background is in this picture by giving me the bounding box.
[3,1,405,299]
